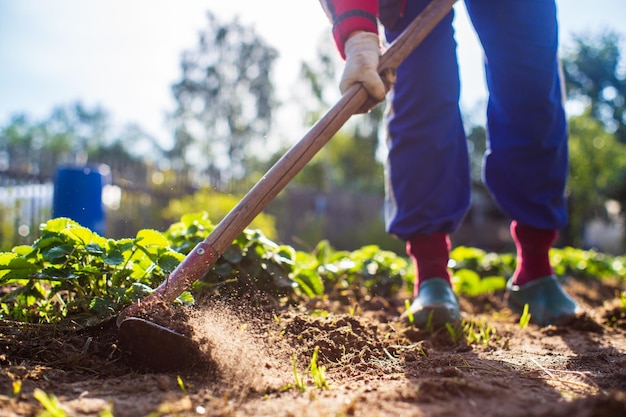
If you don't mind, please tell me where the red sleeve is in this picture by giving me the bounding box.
[321,0,379,59]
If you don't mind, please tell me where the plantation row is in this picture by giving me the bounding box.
[1,212,624,325]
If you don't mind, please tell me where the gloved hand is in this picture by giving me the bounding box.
[340,32,395,112]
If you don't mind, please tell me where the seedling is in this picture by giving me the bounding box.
[33,388,65,417]
[309,346,330,390]
[292,353,306,393]
[620,291,626,313]
[464,319,497,346]
[12,380,21,397]
[445,322,460,345]
[519,304,531,330]
[424,310,435,334]
[404,299,414,325]
[177,375,187,395]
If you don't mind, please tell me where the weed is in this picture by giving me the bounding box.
[464,319,497,346]
[176,375,187,395]
[620,291,626,313]
[445,322,460,344]
[424,310,434,334]
[519,304,531,330]
[12,380,21,397]
[292,353,306,393]
[309,346,330,390]
[33,388,65,417]
[404,299,414,325]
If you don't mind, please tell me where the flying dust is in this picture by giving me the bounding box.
[187,299,294,393]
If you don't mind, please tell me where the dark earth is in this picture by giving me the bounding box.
[1,275,626,416]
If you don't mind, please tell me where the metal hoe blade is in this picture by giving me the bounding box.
[118,317,199,371]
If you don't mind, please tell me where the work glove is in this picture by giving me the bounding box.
[340,32,395,113]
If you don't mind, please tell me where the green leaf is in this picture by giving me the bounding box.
[158,253,183,273]
[136,229,170,247]
[41,217,80,233]
[85,243,104,255]
[90,297,116,316]
[102,249,124,266]
[43,245,75,261]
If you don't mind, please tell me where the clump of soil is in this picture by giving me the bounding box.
[1,276,626,417]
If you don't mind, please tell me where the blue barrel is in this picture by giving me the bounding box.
[53,165,111,235]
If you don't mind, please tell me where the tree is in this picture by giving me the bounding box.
[562,30,626,142]
[565,111,626,246]
[0,102,162,179]
[170,12,278,192]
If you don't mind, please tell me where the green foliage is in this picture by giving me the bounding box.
[463,319,497,346]
[450,245,626,297]
[292,240,410,299]
[164,212,296,299]
[309,345,330,390]
[449,246,513,296]
[1,213,624,326]
[563,29,626,143]
[567,112,626,246]
[550,246,626,280]
[0,218,185,324]
[33,388,65,417]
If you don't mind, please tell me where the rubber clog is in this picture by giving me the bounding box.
[402,277,461,328]
[506,275,579,326]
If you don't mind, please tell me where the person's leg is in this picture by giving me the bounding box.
[466,0,577,325]
[384,0,469,326]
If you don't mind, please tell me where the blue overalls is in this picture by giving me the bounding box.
[383,0,569,241]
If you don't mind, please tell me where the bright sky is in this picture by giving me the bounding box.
[1,0,624,150]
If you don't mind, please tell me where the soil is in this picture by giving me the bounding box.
[1,275,626,417]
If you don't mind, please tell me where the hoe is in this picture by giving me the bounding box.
[117,0,458,370]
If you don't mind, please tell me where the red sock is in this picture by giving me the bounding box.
[511,221,557,286]
[406,233,451,296]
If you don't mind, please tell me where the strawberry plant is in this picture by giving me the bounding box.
[0,217,186,324]
[1,211,624,326]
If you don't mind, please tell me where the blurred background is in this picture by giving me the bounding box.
[1,0,625,255]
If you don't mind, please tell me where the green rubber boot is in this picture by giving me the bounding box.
[403,278,461,328]
[506,275,579,326]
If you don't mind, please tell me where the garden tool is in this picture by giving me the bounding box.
[117,0,458,371]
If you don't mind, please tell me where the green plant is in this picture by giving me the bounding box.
[293,241,409,299]
[309,346,330,390]
[0,218,186,324]
[33,388,65,417]
[404,299,414,325]
[177,375,187,395]
[463,319,497,346]
[519,304,531,330]
[292,353,306,393]
[445,322,460,344]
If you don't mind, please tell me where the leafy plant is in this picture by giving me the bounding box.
[0,218,186,324]
[165,212,297,300]
[293,240,409,299]
[2,212,624,327]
